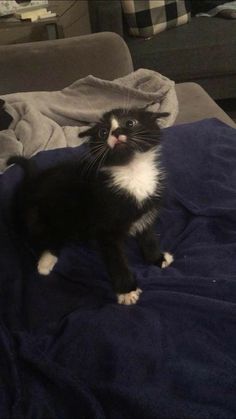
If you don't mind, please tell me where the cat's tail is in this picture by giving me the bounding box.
[7,155,35,178]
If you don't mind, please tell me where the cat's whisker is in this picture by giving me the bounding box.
[91,148,109,177]
[123,92,128,114]
[83,146,107,178]
[132,132,151,139]
[123,89,131,114]
[81,159,96,178]
[90,146,105,154]
[91,146,106,165]
[132,140,146,145]
[122,107,129,117]
[132,136,156,142]
[122,95,126,115]
[77,149,94,163]
[89,141,104,146]
[128,138,143,152]
[79,146,103,177]
[130,136,158,150]
[82,153,101,177]
[132,133,159,142]
[132,128,149,134]
[96,147,109,175]
[78,146,104,166]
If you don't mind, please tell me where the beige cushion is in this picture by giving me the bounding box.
[121,0,191,37]
[175,82,235,128]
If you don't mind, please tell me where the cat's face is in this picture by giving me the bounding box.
[79,108,168,166]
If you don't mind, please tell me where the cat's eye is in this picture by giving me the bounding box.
[98,127,109,139]
[126,119,137,128]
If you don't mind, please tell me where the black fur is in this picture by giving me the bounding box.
[0,99,13,131]
[8,108,167,298]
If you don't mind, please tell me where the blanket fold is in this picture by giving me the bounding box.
[0,69,178,170]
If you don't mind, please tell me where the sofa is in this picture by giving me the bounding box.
[89,1,236,100]
[1,33,236,419]
[0,32,234,127]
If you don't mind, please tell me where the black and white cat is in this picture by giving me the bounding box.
[8,108,173,305]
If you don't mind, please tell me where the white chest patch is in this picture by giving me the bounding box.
[107,149,162,204]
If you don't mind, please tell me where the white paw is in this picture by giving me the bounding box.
[162,252,174,268]
[37,251,58,276]
[117,288,142,305]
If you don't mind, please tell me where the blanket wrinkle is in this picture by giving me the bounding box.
[0,69,178,170]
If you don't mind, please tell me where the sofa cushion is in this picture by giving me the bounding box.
[175,82,235,127]
[122,0,191,37]
[0,32,134,95]
[126,16,236,82]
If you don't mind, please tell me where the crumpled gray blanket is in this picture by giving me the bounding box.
[0,68,178,171]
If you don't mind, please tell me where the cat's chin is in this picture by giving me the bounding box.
[105,146,135,167]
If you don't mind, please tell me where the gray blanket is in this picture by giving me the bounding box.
[0,69,178,170]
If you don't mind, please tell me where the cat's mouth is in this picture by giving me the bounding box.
[107,134,127,149]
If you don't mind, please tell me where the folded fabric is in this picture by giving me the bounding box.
[1,119,236,419]
[0,69,178,171]
[196,0,236,17]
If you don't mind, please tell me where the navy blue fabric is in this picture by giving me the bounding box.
[1,118,236,419]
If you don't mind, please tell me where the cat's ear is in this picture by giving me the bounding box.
[0,99,5,109]
[141,108,170,121]
[155,112,170,120]
[78,126,94,138]
[141,103,170,119]
[155,112,170,126]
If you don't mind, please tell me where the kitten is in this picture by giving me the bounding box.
[8,108,169,305]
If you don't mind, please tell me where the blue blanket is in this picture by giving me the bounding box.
[1,119,236,419]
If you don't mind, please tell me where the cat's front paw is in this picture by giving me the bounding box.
[117,288,142,305]
[38,251,58,276]
[161,252,174,268]
[154,253,165,268]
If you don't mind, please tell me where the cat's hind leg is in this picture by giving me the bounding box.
[99,236,141,305]
[136,226,164,267]
[117,288,142,305]
[37,250,58,276]
[137,227,174,269]
[161,252,174,268]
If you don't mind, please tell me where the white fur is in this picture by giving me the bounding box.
[162,252,174,268]
[106,149,162,204]
[38,251,58,275]
[107,117,120,148]
[111,117,119,131]
[107,135,117,149]
[129,209,157,236]
[117,288,142,305]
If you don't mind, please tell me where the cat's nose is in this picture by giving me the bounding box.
[117,134,127,142]
[112,128,127,142]
[107,133,127,148]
